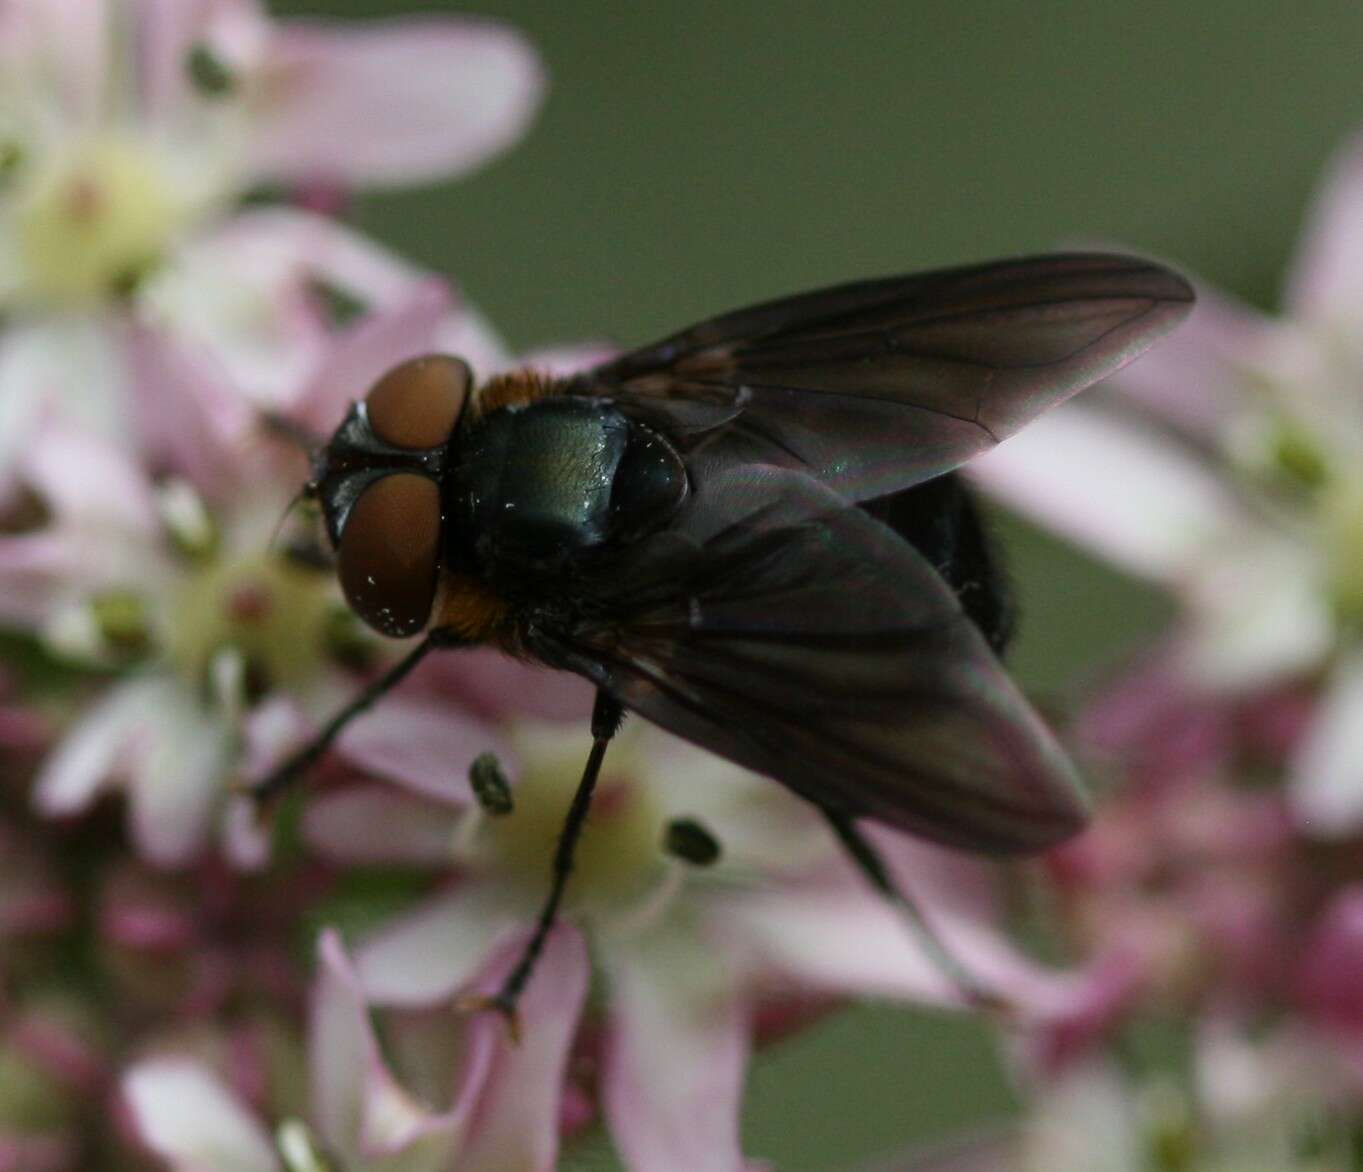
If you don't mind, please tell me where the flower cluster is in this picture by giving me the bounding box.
[973,129,1363,839]
[0,4,1098,1171]
[900,127,1363,1171]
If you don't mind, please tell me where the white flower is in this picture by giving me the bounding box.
[0,0,541,467]
[308,720,1098,1172]
[123,928,587,1172]
[6,247,507,865]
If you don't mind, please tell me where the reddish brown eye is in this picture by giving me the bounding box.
[337,474,441,637]
[365,355,471,450]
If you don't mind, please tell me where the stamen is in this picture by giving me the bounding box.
[663,817,722,866]
[276,1119,333,1172]
[91,591,151,656]
[157,479,218,561]
[469,752,515,815]
[0,140,25,184]
[186,43,238,97]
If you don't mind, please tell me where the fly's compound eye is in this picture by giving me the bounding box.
[337,473,442,638]
[365,354,471,450]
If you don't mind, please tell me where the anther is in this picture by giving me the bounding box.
[469,752,514,816]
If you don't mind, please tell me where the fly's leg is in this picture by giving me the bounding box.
[460,690,623,1040]
[820,806,1008,1015]
[248,632,461,807]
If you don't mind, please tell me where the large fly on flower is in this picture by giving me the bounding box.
[255,253,1193,1028]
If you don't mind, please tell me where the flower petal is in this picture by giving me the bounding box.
[253,17,544,186]
[337,692,506,806]
[518,342,619,378]
[304,786,460,866]
[136,0,269,121]
[122,1058,280,1172]
[312,930,478,1165]
[1105,283,1270,438]
[645,731,831,875]
[456,926,590,1172]
[1016,1058,1142,1172]
[601,928,751,1172]
[221,794,272,871]
[0,0,113,126]
[434,306,514,384]
[124,323,253,495]
[721,886,957,1004]
[721,833,1083,1019]
[356,885,522,1006]
[1286,130,1363,323]
[1072,641,1232,786]
[413,648,595,723]
[20,415,157,533]
[151,209,509,438]
[1178,532,1333,689]
[0,329,48,488]
[1294,886,1363,1030]
[33,679,158,818]
[139,214,334,411]
[126,682,235,866]
[219,207,430,311]
[969,403,1240,583]
[0,534,89,629]
[0,316,131,455]
[1289,649,1363,836]
[293,279,453,431]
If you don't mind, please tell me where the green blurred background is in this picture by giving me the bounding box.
[273,2,1363,1167]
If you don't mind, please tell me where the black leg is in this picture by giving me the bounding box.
[250,634,448,806]
[463,690,623,1038]
[820,806,1005,1014]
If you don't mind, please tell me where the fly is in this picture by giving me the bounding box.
[254,253,1194,1027]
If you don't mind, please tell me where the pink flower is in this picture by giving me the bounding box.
[899,1023,1357,1171]
[1295,886,1363,1064]
[1,252,512,864]
[122,927,587,1172]
[0,0,540,471]
[1040,666,1301,1020]
[971,127,1363,837]
[1,0,541,289]
[307,718,1099,1171]
[0,717,375,1169]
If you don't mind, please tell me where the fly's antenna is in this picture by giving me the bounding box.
[260,412,330,565]
[269,486,334,572]
[269,486,311,552]
[268,487,334,574]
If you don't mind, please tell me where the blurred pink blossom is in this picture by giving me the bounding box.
[123,927,587,1172]
[1036,665,1304,1038]
[1295,886,1363,1066]
[904,1027,1358,1172]
[931,642,1363,1170]
[0,252,516,863]
[0,713,342,1168]
[971,126,1363,838]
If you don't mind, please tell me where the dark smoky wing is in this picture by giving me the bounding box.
[573,253,1193,502]
[527,462,1089,854]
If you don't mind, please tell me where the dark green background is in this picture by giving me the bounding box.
[273,2,1363,1167]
